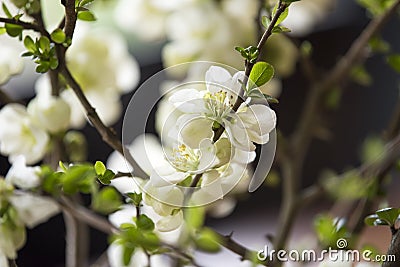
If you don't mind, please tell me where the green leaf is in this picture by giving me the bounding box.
[5,23,23,37]
[185,206,205,229]
[350,65,372,86]
[62,164,96,194]
[49,57,59,70]
[195,228,222,253]
[122,246,135,266]
[59,161,68,172]
[261,16,270,28]
[97,169,115,185]
[79,0,95,6]
[77,10,96,21]
[94,161,106,176]
[0,27,6,35]
[376,207,400,226]
[2,3,12,18]
[387,54,400,73]
[364,214,379,226]
[92,187,122,214]
[50,29,66,44]
[272,26,291,33]
[126,192,142,206]
[272,2,289,25]
[368,36,390,53]
[263,94,279,104]
[23,36,36,53]
[249,61,274,88]
[36,62,50,73]
[136,214,155,232]
[38,36,50,53]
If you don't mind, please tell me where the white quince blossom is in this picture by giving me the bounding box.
[27,89,71,133]
[9,193,60,228]
[169,66,277,152]
[0,43,24,85]
[0,104,49,164]
[5,155,41,190]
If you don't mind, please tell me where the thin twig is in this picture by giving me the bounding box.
[59,66,149,179]
[0,17,51,38]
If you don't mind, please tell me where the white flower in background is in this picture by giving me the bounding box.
[33,23,140,128]
[5,155,41,189]
[163,1,247,77]
[27,90,71,133]
[283,0,336,36]
[9,193,59,228]
[0,178,59,263]
[0,104,49,164]
[0,43,24,85]
[113,0,196,42]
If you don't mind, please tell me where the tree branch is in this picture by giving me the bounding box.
[383,229,400,267]
[0,17,50,38]
[58,66,149,179]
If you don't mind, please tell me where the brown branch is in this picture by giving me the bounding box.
[213,231,268,266]
[58,195,117,235]
[59,66,149,179]
[0,17,50,38]
[383,229,400,267]
[63,0,77,39]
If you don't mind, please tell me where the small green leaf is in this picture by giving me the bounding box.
[92,187,122,214]
[387,54,400,73]
[23,35,36,53]
[2,3,12,18]
[59,161,68,172]
[350,65,372,86]
[97,169,115,185]
[5,23,23,37]
[272,26,291,33]
[122,246,135,266]
[185,206,205,229]
[50,29,66,44]
[272,2,289,25]
[249,61,275,88]
[94,161,106,176]
[365,214,379,226]
[263,94,279,104]
[36,62,50,73]
[369,36,390,53]
[0,27,6,35]
[195,228,222,253]
[38,36,51,53]
[126,192,142,206]
[49,57,59,70]
[136,214,155,231]
[77,10,96,21]
[261,16,270,28]
[376,207,400,226]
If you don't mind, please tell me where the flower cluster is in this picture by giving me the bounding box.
[107,65,276,265]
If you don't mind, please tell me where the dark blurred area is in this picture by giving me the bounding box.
[1,0,400,266]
